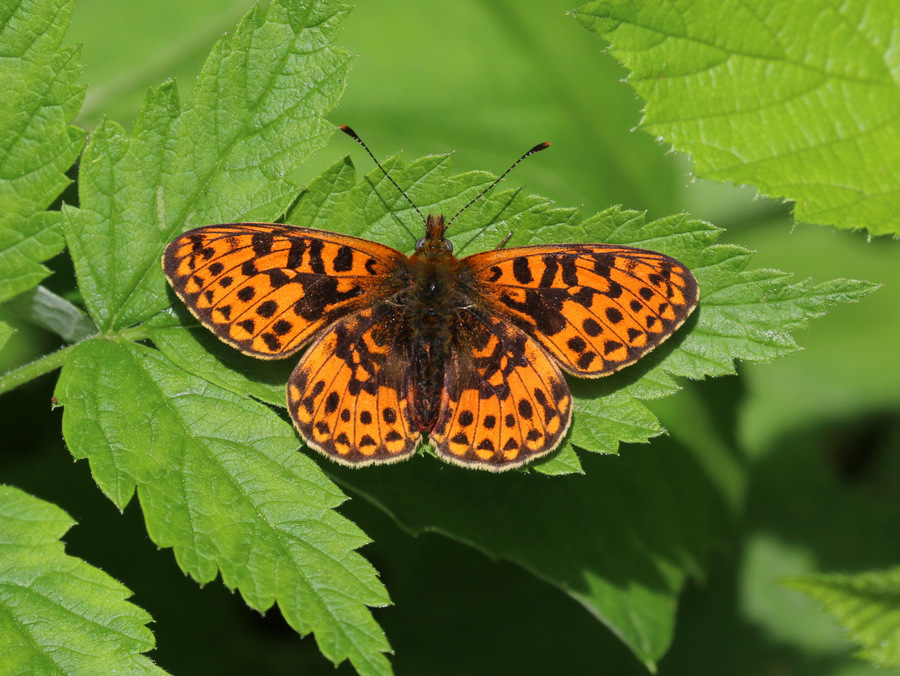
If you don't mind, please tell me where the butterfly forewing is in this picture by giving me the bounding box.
[463,244,698,376]
[163,223,405,359]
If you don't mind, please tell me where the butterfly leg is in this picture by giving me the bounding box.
[494,231,514,249]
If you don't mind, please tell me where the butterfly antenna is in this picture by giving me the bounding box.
[446,141,551,228]
[340,125,426,224]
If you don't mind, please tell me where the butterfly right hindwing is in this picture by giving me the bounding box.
[286,304,422,466]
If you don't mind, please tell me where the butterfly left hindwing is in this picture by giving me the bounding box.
[429,311,573,471]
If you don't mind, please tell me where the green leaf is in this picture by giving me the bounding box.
[0,485,164,674]
[784,568,900,668]
[333,436,730,670]
[279,153,875,665]
[64,0,351,331]
[54,2,396,674]
[55,338,392,675]
[0,0,85,304]
[285,153,877,458]
[148,321,289,407]
[5,285,97,343]
[572,0,900,236]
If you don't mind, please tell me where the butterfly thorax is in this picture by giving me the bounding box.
[402,214,468,323]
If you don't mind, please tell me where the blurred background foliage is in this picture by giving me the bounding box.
[2,0,898,673]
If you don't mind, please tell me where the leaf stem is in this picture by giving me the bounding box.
[0,343,78,396]
[0,327,153,397]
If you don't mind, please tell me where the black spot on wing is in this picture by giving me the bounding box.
[251,232,274,256]
[257,300,278,318]
[308,239,326,274]
[287,239,306,269]
[512,257,532,284]
[333,246,354,272]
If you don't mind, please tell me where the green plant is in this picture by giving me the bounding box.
[2,0,896,674]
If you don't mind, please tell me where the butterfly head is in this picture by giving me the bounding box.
[415,214,454,256]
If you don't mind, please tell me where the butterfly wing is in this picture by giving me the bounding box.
[287,304,422,466]
[462,244,698,376]
[163,223,406,359]
[429,311,572,471]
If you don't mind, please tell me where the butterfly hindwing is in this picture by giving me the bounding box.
[429,311,573,471]
[287,304,422,466]
[463,244,698,376]
[163,223,406,359]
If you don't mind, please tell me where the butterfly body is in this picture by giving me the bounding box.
[398,215,465,430]
[164,209,697,472]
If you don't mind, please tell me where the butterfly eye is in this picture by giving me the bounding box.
[443,240,453,252]
[415,237,425,250]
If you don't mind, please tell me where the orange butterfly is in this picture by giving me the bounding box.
[163,127,698,471]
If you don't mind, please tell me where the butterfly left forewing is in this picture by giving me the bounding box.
[463,244,698,376]
[163,223,405,359]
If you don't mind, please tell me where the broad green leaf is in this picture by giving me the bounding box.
[0,0,85,304]
[573,0,900,236]
[5,285,97,343]
[332,435,730,670]
[55,338,392,676]
[784,568,900,668]
[156,151,871,665]
[149,321,289,407]
[0,322,12,352]
[64,0,352,331]
[0,485,164,674]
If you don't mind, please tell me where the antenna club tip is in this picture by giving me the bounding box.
[339,124,359,139]
[542,141,551,148]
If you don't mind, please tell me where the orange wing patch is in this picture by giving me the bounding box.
[163,223,405,358]
[430,312,572,471]
[287,305,421,466]
[464,244,698,376]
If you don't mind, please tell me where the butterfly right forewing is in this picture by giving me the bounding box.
[163,223,406,359]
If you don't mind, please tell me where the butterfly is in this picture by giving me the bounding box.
[162,126,698,472]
